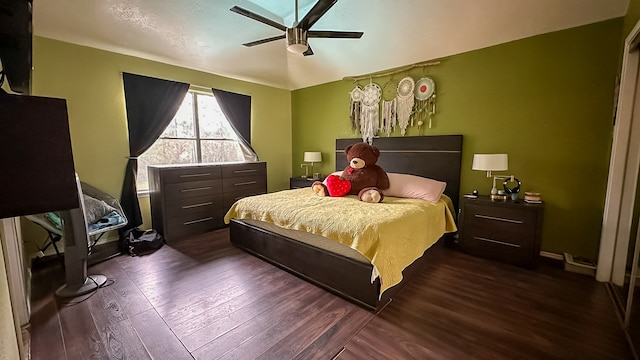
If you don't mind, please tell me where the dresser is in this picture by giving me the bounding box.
[458,196,544,267]
[148,162,266,243]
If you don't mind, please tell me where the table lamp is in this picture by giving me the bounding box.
[472,154,508,195]
[302,151,322,178]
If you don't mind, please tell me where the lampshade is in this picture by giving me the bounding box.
[472,154,508,171]
[304,151,322,163]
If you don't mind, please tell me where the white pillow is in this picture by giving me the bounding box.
[381,173,447,203]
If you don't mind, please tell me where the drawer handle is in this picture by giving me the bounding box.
[182,202,213,209]
[233,169,257,174]
[475,214,523,224]
[183,217,213,225]
[179,173,211,178]
[474,236,521,248]
[234,181,257,186]
[181,186,212,192]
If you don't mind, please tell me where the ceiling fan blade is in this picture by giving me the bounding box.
[230,6,287,32]
[242,34,286,47]
[308,30,363,39]
[303,45,314,56]
[297,0,338,30]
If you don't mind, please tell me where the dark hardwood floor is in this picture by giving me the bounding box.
[29,228,633,360]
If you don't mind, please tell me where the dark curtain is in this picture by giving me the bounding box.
[121,73,189,229]
[212,88,258,160]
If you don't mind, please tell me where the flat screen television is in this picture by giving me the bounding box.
[0,0,32,94]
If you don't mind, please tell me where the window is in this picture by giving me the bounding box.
[137,90,244,191]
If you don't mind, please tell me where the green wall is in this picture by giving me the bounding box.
[292,19,623,260]
[30,37,292,232]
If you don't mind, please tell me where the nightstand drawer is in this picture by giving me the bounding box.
[290,177,321,189]
[466,226,534,251]
[463,229,534,266]
[466,203,536,235]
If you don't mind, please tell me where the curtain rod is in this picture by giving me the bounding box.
[342,60,442,82]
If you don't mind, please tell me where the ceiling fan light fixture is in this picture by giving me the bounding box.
[286,28,308,54]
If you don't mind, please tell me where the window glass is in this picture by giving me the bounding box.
[136,91,246,192]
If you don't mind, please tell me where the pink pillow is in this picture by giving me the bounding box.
[382,173,447,203]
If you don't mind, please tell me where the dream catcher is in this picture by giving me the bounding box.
[349,86,363,131]
[360,81,382,144]
[414,77,436,129]
[396,76,415,135]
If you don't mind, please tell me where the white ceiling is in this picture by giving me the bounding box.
[34,0,629,90]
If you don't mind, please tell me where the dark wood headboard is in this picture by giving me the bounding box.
[335,135,463,211]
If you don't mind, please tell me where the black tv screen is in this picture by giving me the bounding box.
[0,92,79,218]
[0,0,32,94]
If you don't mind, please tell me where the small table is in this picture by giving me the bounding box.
[290,177,324,189]
[458,195,544,267]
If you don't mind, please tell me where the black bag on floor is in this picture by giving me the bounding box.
[121,228,164,256]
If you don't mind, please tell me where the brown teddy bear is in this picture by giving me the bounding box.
[312,142,390,203]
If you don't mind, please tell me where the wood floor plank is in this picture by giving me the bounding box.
[90,260,154,317]
[293,305,374,360]
[215,290,339,360]
[57,300,109,360]
[98,319,153,360]
[255,297,355,360]
[129,309,192,360]
[190,282,326,359]
[181,273,317,352]
[169,268,295,338]
[29,295,67,360]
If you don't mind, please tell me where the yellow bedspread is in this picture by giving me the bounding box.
[224,188,457,296]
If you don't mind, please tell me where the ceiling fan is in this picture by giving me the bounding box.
[230,0,363,56]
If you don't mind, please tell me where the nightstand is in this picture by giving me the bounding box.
[458,196,544,267]
[290,177,323,189]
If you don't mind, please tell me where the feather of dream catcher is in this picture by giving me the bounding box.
[360,80,382,144]
[413,77,436,132]
[349,86,363,131]
[396,76,415,136]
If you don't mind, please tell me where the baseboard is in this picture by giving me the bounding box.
[539,250,564,268]
[540,251,564,261]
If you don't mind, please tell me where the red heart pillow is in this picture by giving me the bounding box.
[325,175,351,197]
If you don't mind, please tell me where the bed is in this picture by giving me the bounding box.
[225,135,463,311]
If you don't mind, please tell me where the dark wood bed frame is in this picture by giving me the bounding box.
[230,135,463,311]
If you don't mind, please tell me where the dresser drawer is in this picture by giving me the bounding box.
[165,194,223,218]
[465,203,536,235]
[165,179,222,200]
[161,166,222,184]
[222,188,266,211]
[222,163,266,178]
[165,213,224,240]
[222,175,267,193]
